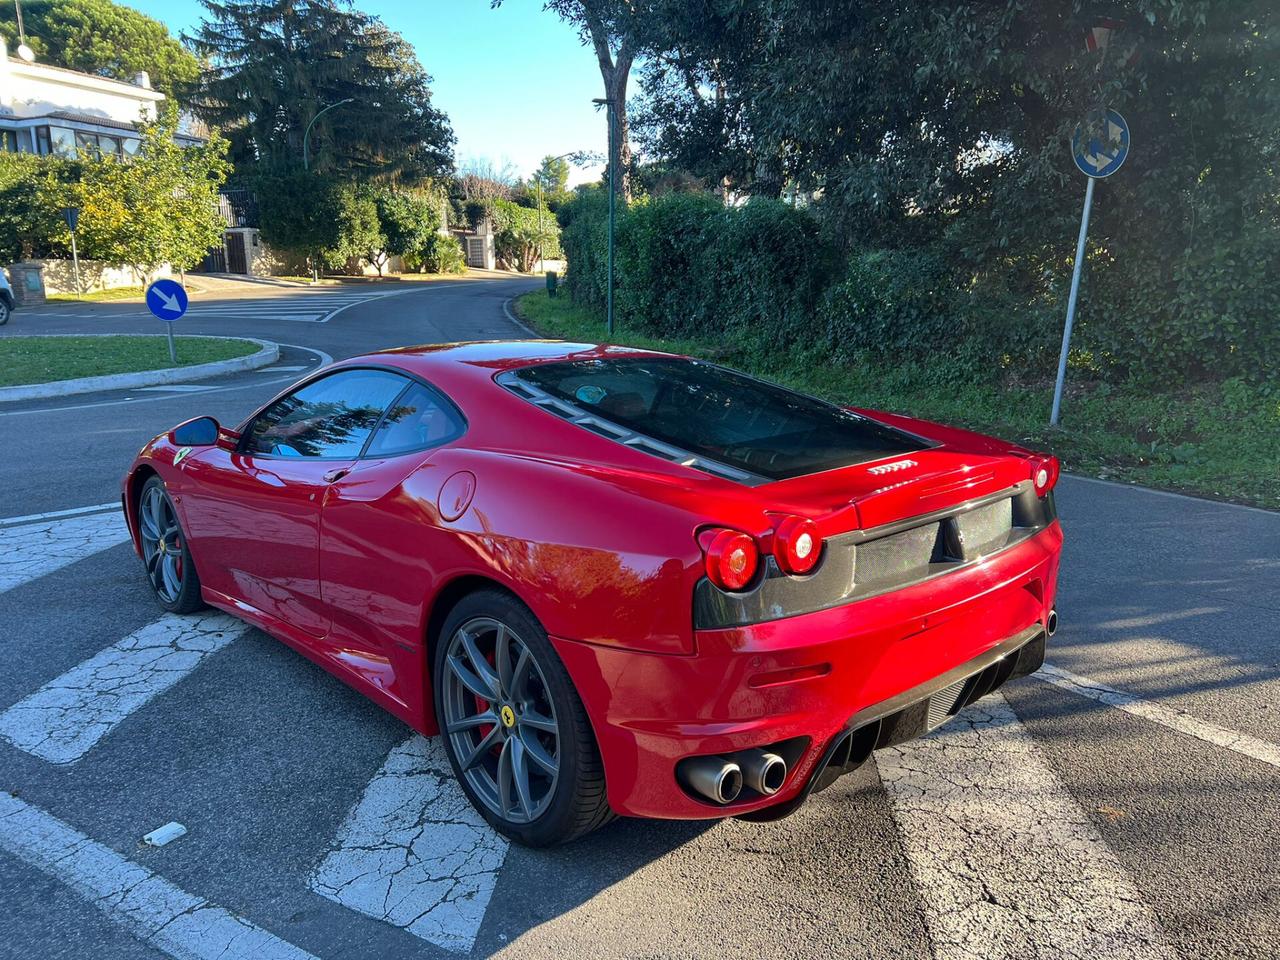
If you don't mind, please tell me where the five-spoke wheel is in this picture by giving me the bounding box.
[441,617,560,824]
[138,476,204,613]
[434,589,613,846]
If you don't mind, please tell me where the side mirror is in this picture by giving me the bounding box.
[169,416,220,447]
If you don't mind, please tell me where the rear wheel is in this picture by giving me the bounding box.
[433,589,613,846]
[0,298,10,325]
[138,476,205,614]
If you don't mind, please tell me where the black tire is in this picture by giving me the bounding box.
[0,298,10,325]
[433,588,614,846]
[138,476,205,614]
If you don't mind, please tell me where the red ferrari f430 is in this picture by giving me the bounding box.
[123,342,1062,846]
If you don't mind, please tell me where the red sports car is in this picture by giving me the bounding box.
[123,341,1062,846]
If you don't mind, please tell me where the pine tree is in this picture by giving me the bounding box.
[186,0,453,181]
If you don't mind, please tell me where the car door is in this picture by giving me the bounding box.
[317,378,467,713]
[178,368,412,637]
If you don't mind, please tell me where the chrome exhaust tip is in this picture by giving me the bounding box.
[739,749,787,796]
[1046,609,1059,637]
[679,756,744,804]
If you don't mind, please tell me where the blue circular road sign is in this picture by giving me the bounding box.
[1071,108,1130,178]
[145,278,189,322]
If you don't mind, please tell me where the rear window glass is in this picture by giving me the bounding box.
[509,358,930,480]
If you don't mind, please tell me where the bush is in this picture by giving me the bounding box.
[416,233,466,274]
[819,249,963,360]
[492,198,560,272]
[562,190,835,347]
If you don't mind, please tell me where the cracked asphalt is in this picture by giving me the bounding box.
[0,274,1277,959]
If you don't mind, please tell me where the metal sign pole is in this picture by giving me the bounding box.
[165,322,177,364]
[1050,175,1095,427]
[69,229,83,297]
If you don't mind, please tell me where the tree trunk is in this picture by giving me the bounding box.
[584,10,634,202]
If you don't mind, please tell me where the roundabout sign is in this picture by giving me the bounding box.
[1071,108,1130,179]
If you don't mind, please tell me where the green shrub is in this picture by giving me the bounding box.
[819,248,963,360]
[416,233,466,274]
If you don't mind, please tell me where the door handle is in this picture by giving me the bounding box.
[323,467,350,483]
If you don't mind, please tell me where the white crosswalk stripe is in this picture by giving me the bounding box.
[180,287,428,323]
[310,736,509,954]
[878,694,1177,960]
[0,612,249,764]
[0,790,318,960]
[0,510,131,595]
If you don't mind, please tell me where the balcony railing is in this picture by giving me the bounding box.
[218,189,259,228]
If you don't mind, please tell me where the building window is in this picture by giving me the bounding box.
[49,127,76,158]
[0,129,17,153]
[35,126,52,156]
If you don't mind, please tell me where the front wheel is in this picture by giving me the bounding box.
[0,298,10,325]
[433,589,613,846]
[138,476,205,613]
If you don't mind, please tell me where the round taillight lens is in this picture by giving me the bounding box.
[773,515,822,575]
[703,529,759,591]
[1030,454,1060,495]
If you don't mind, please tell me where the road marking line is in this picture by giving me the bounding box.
[878,695,1176,960]
[0,612,248,764]
[134,384,219,392]
[0,790,317,960]
[310,735,508,954]
[0,512,132,594]
[1037,663,1280,769]
[0,502,119,526]
[501,297,540,337]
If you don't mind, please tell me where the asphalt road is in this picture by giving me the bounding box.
[0,274,1276,960]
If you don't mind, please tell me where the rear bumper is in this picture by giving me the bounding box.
[552,520,1062,819]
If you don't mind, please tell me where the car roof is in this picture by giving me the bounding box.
[340,340,687,394]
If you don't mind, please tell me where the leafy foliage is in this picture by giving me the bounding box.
[0,0,200,95]
[561,188,834,344]
[0,108,229,274]
[492,198,561,272]
[627,0,1280,383]
[413,233,466,274]
[187,0,454,181]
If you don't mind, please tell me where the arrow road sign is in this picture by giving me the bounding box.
[1071,107,1130,178]
[145,278,189,322]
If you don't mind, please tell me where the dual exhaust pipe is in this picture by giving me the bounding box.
[679,748,787,805]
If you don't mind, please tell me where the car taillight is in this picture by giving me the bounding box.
[1029,454,1060,495]
[773,515,822,575]
[701,528,759,591]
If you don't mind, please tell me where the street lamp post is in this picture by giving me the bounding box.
[301,98,353,281]
[302,98,354,172]
[592,97,616,336]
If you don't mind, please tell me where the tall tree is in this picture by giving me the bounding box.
[492,0,638,200]
[187,0,454,181]
[0,0,201,96]
[531,154,571,198]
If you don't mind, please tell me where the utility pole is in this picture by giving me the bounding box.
[592,97,616,336]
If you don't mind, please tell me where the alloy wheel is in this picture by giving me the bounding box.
[441,617,561,824]
[139,484,184,604]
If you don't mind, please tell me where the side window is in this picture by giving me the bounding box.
[364,382,464,457]
[245,370,409,458]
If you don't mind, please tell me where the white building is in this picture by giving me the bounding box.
[0,35,203,157]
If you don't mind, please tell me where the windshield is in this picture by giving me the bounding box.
[509,357,931,481]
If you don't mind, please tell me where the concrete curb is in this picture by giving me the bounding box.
[0,335,279,403]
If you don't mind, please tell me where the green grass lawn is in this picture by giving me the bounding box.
[0,336,260,387]
[516,290,1280,510]
[46,286,149,303]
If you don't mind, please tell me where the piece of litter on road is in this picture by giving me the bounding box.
[143,822,188,847]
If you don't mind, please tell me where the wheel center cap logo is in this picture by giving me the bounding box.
[499,705,516,728]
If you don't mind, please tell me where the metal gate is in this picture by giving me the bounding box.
[225,232,248,274]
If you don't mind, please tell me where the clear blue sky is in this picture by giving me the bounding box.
[123,0,609,186]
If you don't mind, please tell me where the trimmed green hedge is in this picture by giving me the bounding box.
[561,187,1279,386]
[563,188,836,349]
